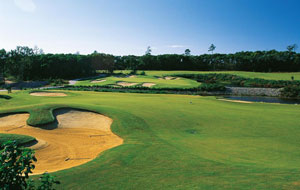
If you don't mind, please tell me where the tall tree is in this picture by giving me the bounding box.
[208,44,216,54]
[0,49,6,84]
[287,44,298,52]
[184,49,191,56]
[145,46,152,55]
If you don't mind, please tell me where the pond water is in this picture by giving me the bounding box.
[222,96,300,105]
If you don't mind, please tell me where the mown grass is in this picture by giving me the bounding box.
[109,70,300,81]
[1,90,300,189]
[0,133,36,146]
[75,74,200,88]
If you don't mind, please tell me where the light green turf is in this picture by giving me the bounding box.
[1,90,300,189]
[0,133,35,146]
[110,70,300,80]
[75,75,200,88]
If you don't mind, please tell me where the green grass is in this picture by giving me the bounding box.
[1,90,300,189]
[75,74,200,88]
[110,70,300,81]
[0,133,36,146]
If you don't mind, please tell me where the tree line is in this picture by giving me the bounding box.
[0,46,299,81]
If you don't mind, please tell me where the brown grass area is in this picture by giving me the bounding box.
[218,98,253,104]
[142,83,156,87]
[91,79,106,83]
[30,92,67,97]
[117,82,138,87]
[0,109,123,174]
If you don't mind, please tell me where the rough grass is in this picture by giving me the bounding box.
[1,90,300,189]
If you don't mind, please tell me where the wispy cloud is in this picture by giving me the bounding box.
[167,45,186,48]
[14,0,36,13]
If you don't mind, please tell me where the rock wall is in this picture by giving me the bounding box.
[226,87,282,97]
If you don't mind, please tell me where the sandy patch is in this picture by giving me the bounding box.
[30,92,67,97]
[218,98,253,104]
[0,109,123,174]
[158,77,177,80]
[164,77,175,80]
[142,83,156,87]
[91,79,106,83]
[128,75,136,78]
[117,82,138,87]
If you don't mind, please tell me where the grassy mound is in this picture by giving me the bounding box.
[0,134,36,147]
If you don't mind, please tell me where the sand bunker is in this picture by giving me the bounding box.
[117,82,138,87]
[158,77,179,80]
[218,98,253,104]
[142,83,156,87]
[91,79,106,83]
[30,92,67,97]
[0,109,123,174]
[164,77,175,80]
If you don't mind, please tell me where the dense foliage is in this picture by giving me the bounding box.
[281,85,300,98]
[0,141,60,190]
[0,141,36,190]
[1,46,300,81]
[114,51,300,72]
[0,47,95,81]
[60,82,226,95]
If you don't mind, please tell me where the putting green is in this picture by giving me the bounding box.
[1,90,300,189]
[75,75,200,88]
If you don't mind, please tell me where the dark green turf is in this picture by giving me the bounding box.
[0,133,36,146]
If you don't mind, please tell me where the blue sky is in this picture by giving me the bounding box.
[0,0,299,55]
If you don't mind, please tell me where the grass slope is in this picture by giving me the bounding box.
[0,133,35,146]
[1,90,300,189]
[76,75,200,88]
[110,70,300,81]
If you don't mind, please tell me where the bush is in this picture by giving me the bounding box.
[0,95,11,100]
[130,70,137,75]
[49,78,67,86]
[198,83,226,92]
[281,85,300,98]
[0,141,60,190]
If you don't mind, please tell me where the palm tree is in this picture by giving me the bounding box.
[208,44,216,54]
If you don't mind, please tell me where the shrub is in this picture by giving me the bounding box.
[198,83,226,92]
[281,85,300,98]
[0,141,60,190]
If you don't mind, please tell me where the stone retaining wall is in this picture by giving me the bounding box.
[226,87,282,97]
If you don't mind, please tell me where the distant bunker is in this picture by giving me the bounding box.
[30,92,67,97]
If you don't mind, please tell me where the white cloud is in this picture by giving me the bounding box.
[168,45,185,48]
[14,0,36,12]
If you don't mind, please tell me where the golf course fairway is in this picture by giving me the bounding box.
[1,90,300,189]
